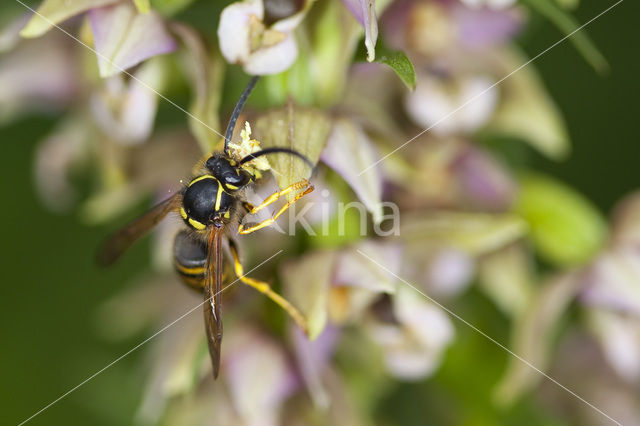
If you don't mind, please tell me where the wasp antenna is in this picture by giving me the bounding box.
[239,147,314,169]
[224,76,260,154]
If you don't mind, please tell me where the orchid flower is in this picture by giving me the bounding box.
[218,0,310,75]
[21,0,176,78]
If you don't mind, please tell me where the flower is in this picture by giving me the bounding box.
[341,0,379,62]
[89,56,168,144]
[579,192,640,381]
[218,0,309,75]
[21,0,176,78]
[460,0,516,10]
[0,24,79,119]
[8,0,628,423]
[404,73,498,136]
[366,285,455,379]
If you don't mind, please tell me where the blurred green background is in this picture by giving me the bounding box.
[1,1,638,425]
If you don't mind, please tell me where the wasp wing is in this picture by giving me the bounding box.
[97,193,182,266]
[204,227,224,378]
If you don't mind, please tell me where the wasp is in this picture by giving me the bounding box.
[98,76,314,378]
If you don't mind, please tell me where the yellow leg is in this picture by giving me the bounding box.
[229,242,308,335]
[247,179,311,214]
[239,182,314,234]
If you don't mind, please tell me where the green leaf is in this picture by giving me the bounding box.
[309,0,362,106]
[150,0,197,16]
[514,173,607,266]
[262,45,315,106]
[523,0,608,73]
[555,0,579,10]
[376,46,416,91]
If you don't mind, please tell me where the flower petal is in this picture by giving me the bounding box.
[243,33,298,75]
[453,3,522,49]
[291,324,340,408]
[34,116,90,211]
[281,250,336,339]
[611,191,640,247]
[225,328,298,426]
[335,241,402,293]
[581,249,640,316]
[393,285,454,352]
[0,32,79,119]
[342,0,378,62]
[20,0,118,38]
[89,2,176,78]
[587,309,640,382]
[368,285,455,379]
[400,211,527,256]
[171,22,224,153]
[405,73,498,136]
[327,242,402,323]
[459,0,516,10]
[90,56,167,144]
[478,244,534,317]
[486,47,570,159]
[218,0,309,75]
[321,119,383,224]
[494,271,582,406]
[1,13,30,53]
[452,144,516,211]
[217,0,263,66]
[254,105,331,192]
[422,248,475,298]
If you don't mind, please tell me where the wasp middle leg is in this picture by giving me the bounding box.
[238,179,314,234]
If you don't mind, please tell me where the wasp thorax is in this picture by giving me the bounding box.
[180,175,234,230]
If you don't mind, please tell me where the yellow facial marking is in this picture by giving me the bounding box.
[225,183,239,191]
[188,174,215,187]
[188,218,206,230]
[224,211,230,219]
[180,207,188,219]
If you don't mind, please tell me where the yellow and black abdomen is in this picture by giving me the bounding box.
[173,230,207,290]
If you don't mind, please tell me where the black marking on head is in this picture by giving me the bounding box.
[205,155,251,190]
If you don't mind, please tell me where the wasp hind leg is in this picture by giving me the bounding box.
[238,179,314,234]
[229,241,308,335]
